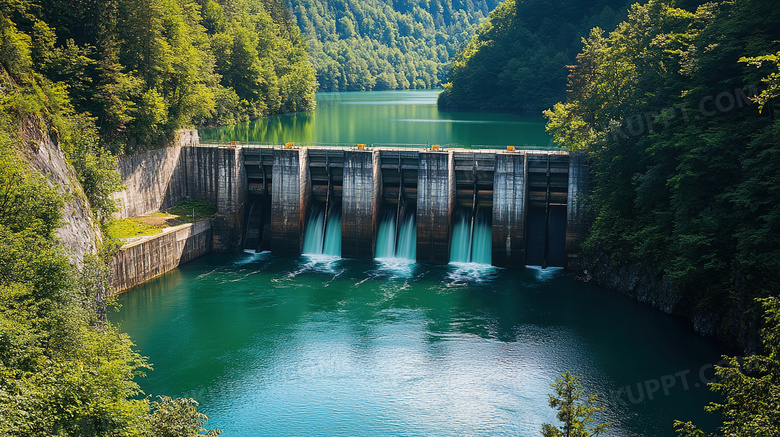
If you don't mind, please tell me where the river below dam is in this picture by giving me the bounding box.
[112,254,725,437]
[114,91,726,436]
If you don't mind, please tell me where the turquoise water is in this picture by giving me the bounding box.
[120,91,728,435]
[198,90,554,148]
[113,253,726,436]
[449,209,491,265]
[375,213,398,259]
[302,206,342,257]
[375,211,417,261]
[395,214,417,261]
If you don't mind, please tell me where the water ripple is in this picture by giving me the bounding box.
[525,265,564,282]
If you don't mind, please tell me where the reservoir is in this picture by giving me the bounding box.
[113,91,726,436]
[198,90,554,148]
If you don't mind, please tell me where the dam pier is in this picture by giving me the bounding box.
[110,131,589,291]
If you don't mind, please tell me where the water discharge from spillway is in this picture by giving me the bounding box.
[450,209,491,265]
[375,210,416,260]
[302,204,342,256]
[470,211,491,264]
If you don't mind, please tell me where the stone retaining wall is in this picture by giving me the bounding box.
[110,219,211,294]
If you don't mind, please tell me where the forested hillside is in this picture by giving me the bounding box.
[22,0,316,152]
[0,0,316,433]
[284,0,500,91]
[544,0,780,351]
[437,0,633,110]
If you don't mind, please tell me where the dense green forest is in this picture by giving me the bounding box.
[438,0,634,110]
[10,0,316,152]
[0,74,220,434]
[2,0,779,432]
[284,0,500,91]
[544,0,780,351]
[0,0,317,433]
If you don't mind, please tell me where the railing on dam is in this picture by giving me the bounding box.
[198,140,563,152]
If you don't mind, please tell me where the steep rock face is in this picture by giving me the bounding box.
[582,250,758,354]
[583,251,686,315]
[23,117,101,263]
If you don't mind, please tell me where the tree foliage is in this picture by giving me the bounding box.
[543,0,780,351]
[740,51,780,114]
[0,100,221,437]
[675,297,780,436]
[285,0,501,91]
[0,4,221,434]
[438,0,633,111]
[23,0,316,151]
[541,372,611,437]
[148,396,222,437]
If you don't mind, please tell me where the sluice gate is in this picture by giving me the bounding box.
[241,146,588,268]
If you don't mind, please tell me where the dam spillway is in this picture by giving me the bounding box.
[241,145,588,268]
[110,132,588,275]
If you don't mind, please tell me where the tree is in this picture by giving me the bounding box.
[30,0,317,149]
[438,0,632,111]
[282,0,502,92]
[0,87,223,437]
[147,396,222,437]
[675,297,780,436]
[740,51,780,115]
[542,0,780,352]
[541,372,611,437]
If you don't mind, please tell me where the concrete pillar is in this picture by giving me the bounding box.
[270,148,310,256]
[492,153,526,268]
[176,128,199,147]
[566,153,589,266]
[183,146,245,252]
[416,151,454,264]
[192,146,243,251]
[341,150,380,259]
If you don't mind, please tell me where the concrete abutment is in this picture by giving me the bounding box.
[110,132,590,292]
[492,153,527,268]
[416,152,454,265]
[269,148,310,256]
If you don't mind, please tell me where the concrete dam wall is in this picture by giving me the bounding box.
[242,146,588,268]
[112,133,589,283]
[113,131,245,252]
[110,220,212,293]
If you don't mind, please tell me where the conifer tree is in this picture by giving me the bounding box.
[541,372,611,437]
[675,297,780,436]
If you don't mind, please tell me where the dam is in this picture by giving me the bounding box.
[110,92,726,437]
[243,145,588,267]
[112,130,588,276]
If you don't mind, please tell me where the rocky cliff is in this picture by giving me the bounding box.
[23,116,101,263]
[582,250,759,354]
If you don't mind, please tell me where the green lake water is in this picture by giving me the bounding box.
[114,91,727,436]
[113,254,725,437]
[198,90,554,148]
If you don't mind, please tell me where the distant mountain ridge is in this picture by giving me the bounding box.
[284,0,501,91]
